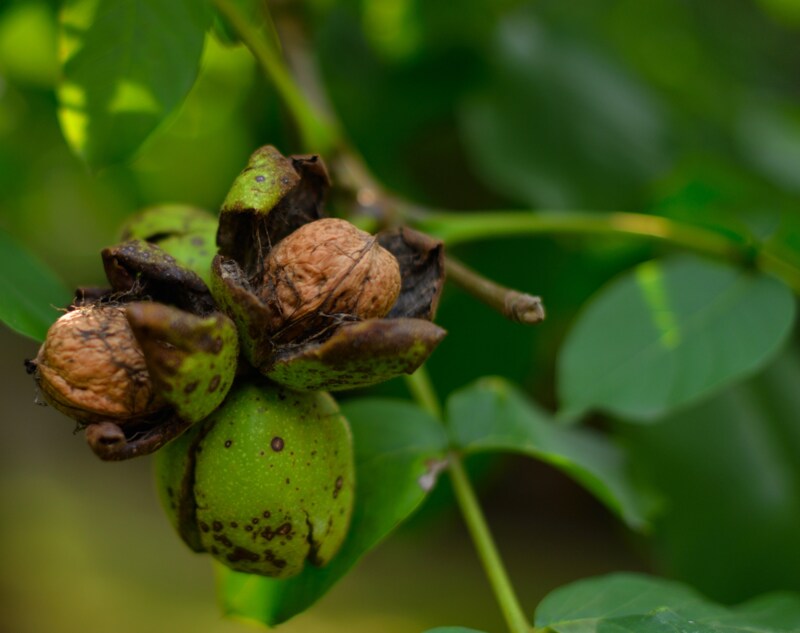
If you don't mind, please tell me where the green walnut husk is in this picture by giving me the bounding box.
[102,239,216,316]
[29,204,232,461]
[29,299,240,461]
[120,204,218,286]
[210,145,447,392]
[126,302,239,424]
[155,379,355,577]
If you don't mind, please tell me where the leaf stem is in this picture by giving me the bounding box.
[405,365,443,420]
[446,256,545,325]
[404,370,532,633]
[448,456,533,633]
[415,210,800,293]
[757,249,800,294]
[212,0,339,154]
[417,210,748,258]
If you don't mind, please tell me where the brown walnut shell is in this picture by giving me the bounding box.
[34,305,165,424]
[260,218,401,340]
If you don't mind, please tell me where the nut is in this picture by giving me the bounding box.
[261,218,401,336]
[210,145,447,391]
[155,380,355,577]
[33,306,165,424]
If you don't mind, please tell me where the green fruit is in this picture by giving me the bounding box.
[155,379,355,578]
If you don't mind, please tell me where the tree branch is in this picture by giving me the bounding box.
[446,257,545,325]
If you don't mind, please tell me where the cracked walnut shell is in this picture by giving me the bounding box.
[34,306,165,423]
[261,218,401,335]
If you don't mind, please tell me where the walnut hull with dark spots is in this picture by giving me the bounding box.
[155,379,355,577]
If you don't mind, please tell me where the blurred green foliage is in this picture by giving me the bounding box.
[57,0,210,167]
[2,0,800,631]
[0,230,71,341]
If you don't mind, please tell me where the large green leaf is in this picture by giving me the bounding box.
[217,399,449,626]
[534,573,800,633]
[57,0,209,168]
[0,231,72,342]
[558,256,795,421]
[617,348,800,601]
[447,378,654,530]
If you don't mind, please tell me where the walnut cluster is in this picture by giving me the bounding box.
[26,146,447,462]
[34,306,164,424]
[261,218,401,336]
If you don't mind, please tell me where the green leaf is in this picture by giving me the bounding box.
[558,255,795,421]
[617,348,800,601]
[447,378,654,530]
[538,576,800,632]
[733,594,800,630]
[217,399,449,626]
[534,573,800,633]
[0,231,72,342]
[536,574,710,632]
[0,1,58,87]
[57,0,210,168]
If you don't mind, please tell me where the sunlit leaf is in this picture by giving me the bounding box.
[0,231,72,342]
[447,377,654,530]
[558,256,795,421]
[57,0,210,168]
[0,1,57,87]
[217,399,448,626]
[534,573,800,633]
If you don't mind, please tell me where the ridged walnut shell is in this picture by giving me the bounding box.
[261,218,401,338]
[34,305,165,423]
